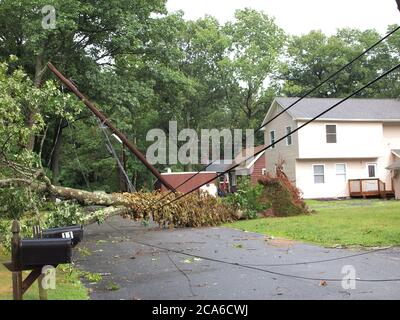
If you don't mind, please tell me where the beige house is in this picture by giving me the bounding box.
[262,98,400,199]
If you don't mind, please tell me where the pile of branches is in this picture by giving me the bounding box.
[122,192,238,228]
[258,162,309,217]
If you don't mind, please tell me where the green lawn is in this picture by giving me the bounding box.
[227,199,400,248]
[0,247,89,300]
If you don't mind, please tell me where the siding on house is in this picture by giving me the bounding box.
[394,172,400,199]
[263,101,299,182]
[297,121,383,159]
[381,124,400,189]
[296,159,380,198]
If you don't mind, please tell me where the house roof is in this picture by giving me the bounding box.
[387,160,400,170]
[234,145,266,170]
[206,160,233,173]
[392,149,400,158]
[272,97,400,122]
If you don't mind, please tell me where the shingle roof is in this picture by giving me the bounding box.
[206,160,233,173]
[275,97,400,121]
[387,160,400,170]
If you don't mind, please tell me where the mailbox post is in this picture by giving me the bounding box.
[11,221,22,300]
[3,221,83,300]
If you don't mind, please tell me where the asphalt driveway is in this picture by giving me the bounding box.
[75,215,400,300]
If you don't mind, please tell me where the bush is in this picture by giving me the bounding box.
[224,178,270,219]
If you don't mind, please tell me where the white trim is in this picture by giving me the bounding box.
[244,151,266,170]
[260,99,280,131]
[313,164,325,184]
[392,150,400,158]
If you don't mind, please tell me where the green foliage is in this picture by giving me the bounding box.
[224,178,270,219]
[0,201,85,251]
[0,187,40,220]
[44,201,86,228]
[278,27,399,98]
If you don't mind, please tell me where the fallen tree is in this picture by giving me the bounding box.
[0,176,238,228]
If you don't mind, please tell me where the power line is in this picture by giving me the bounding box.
[156,25,400,203]
[96,119,136,193]
[105,221,400,283]
[160,62,400,209]
[244,247,392,267]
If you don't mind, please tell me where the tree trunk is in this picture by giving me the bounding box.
[0,178,130,207]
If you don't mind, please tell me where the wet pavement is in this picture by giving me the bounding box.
[74,215,400,300]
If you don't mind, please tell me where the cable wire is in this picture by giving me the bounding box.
[105,221,400,283]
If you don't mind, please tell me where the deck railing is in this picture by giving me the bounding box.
[348,178,386,197]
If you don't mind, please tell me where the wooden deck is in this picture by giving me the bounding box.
[349,179,395,198]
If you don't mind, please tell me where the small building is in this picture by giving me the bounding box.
[261,97,400,199]
[158,171,218,195]
[206,160,235,193]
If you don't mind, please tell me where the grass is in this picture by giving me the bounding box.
[0,246,89,300]
[227,199,400,248]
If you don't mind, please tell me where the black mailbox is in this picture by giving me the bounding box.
[42,225,83,247]
[19,238,73,267]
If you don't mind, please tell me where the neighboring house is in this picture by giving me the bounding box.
[234,146,267,185]
[261,97,400,199]
[206,160,236,193]
[387,150,400,199]
[206,146,267,191]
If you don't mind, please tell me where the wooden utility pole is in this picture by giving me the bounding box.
[47,62,176,193]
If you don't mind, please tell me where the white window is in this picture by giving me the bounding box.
[313,165,325,184]
[326,124,337,143]
[336,164,347,182]
[367,163,377,178]
[286,126,292,146]
[269,130,276,149]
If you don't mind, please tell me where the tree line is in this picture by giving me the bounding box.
[1,0,400,194]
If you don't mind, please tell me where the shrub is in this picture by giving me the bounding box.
[224,178,271,219]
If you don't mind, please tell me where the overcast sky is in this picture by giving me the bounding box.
[167,0,400,35]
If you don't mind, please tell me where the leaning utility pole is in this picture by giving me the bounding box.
[47,62,176,193]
